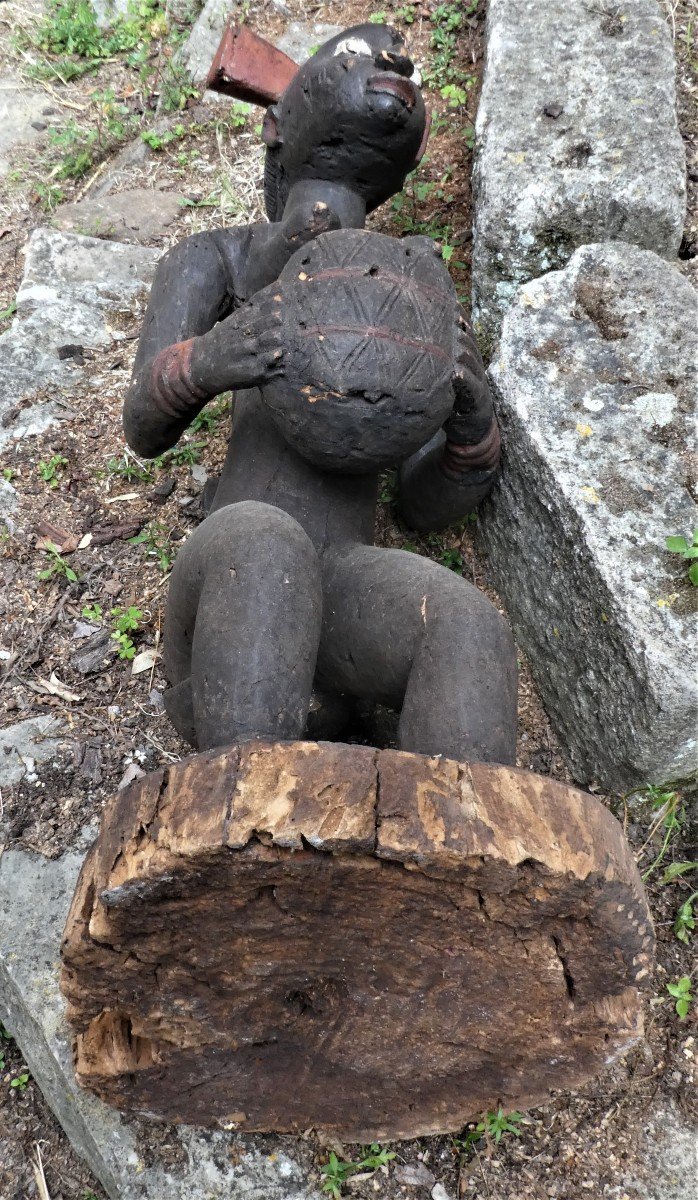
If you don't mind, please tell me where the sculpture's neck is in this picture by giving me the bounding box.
[283,180,367,229]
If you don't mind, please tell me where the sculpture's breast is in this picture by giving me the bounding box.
[261,229,459,473]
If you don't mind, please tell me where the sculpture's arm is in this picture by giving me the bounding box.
[124,203,339,459]
[397,314,500,531]
[124,230,247,458]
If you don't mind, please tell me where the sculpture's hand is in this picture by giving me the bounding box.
[190,292,285,396]
[445,318,493,446]
[244,201,341,296]
[280,200,342,250]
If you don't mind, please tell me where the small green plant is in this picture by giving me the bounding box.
[0,300,17,326]
[666,529,698,586]
[107,454,154,482]
[440,83,470,107]
[440,548,464,573]
[129,523,173,572]
[0,1023,10,1073]
[635,785,686,882]
[38,454,68,488]
[320,1145,395,1196]
[10,1071,30,1090]
[81,602,103,623]
[666,975,693,1019]
[141,122,187,150]
[456,1108,524,1153]
[110,605,143,660]
[190,395,231,433]
[674,893,697,944]
[2,467,16,482]
[37,541,78,583]
[155,439,205,467]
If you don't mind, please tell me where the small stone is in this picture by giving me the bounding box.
[57,343,85,361]
[395,1162,437,1188]
[543,103,563,118]
[431,1185,452,1200]
[150,476,176,503]
[71,630,116,676]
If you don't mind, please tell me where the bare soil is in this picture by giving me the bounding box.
[0,2,696,1199]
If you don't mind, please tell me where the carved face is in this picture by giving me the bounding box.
[263,24,427,220]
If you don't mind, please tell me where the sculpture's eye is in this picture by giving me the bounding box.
[333,37,373,58]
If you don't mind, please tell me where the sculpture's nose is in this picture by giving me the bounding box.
[374,47,415,78]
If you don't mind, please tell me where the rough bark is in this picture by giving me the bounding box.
[61,740,653,1141]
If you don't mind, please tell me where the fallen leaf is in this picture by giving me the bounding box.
[78,532,93,549]
[105,493,139,504]
[118,761,146,790]
[131,647,158,675]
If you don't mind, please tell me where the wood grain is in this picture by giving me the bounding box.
[60,740,653,1140]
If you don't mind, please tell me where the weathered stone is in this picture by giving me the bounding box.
[0,77,63,176]
[0,230,159,448]
[480,242,697,790]
[52,189,184,244]
[472,0,686,345]
[276,22,342,64]
[621,1100,698,1200]
[179,0,240,82]
[0,839,323,1199]
[0,478,18,530]
[91,0,131,27]
[0,716,66,790]
[62,740,651,1140]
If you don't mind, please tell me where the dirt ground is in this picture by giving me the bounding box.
[0,1,696,1198]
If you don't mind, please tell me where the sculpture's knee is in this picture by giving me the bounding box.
[201,500,318,567]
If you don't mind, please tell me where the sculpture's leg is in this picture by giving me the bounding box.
[163,500,322,749]
[319,546,517,764]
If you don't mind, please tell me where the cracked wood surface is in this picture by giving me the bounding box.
[60,740,654,1140]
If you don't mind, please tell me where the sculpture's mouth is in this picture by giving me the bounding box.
[366,72,416,111]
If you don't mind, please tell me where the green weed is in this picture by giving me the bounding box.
[10,1071,30,1090]
[155,440,205,467]
[107,453,154,482]
[37,541,78,584]
[0,300,17,327]
[320,1145,395,1196]
[674,892,697,944]
[666,975,693,1020]
[456,1107,524,1153]
[38,454,68,488]
[666,529,698,586]
[110,605,143,659]
[129,522,174,572]
[81,602,103,623]
[633,785,686,882]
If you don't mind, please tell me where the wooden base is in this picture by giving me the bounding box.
[60,741,653,1141]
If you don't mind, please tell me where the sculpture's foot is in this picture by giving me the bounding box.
[60,740,653,1141]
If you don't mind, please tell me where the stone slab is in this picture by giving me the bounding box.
[276,22,342,65]
[51,189,184,243]
[0,716,66,791]
[479,241,697,791]
[179,0,240,83]
[0,77,63,176]
[0,841,323,1199]
[472,0,686,346]
[0,229,160,449]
